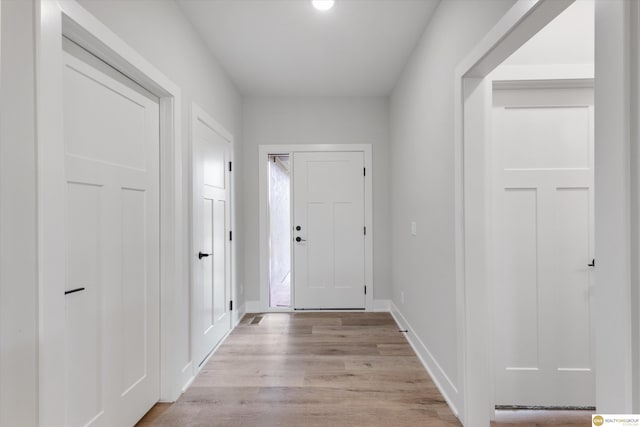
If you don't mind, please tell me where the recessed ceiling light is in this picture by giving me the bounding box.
[312,0,334,12]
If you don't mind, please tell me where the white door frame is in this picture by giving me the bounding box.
[189,103,234,375]
[37,1,185,425]
[258,144,373,312]
[633,1,640,413]
[454,0,638,424]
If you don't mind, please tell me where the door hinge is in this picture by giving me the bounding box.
[229,161,232,172]
[230,300,233,311]
[364,226,367,236]
[364,167,366,176]
[364,285,367,295]
[230,230,233,241]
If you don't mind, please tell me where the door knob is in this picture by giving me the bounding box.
[296,225,301,231]
[199,251,212,259]
[295,236,306,242]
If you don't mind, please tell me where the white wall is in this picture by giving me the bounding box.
[243,97,391,303]
[78,0,245,368]
[502,0,594,67]
[0,1,38,425]
[493,0,594,81]
[389,0,516,413]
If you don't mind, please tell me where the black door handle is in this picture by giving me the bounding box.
[588,259,595,267]
[295,236,306,242]
[199,251,212,259]
[65,287,85,295]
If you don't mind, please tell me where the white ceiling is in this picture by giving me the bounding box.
[176,0,440,96]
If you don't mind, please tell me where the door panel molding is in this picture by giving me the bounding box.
[258,144,373,312]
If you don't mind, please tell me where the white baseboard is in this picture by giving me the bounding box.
[233,303,246,326]
[373,299,390,311]
[246,299,390,312]
[179,316,237,397]
[244,300,262,313]
[389,301,460,417]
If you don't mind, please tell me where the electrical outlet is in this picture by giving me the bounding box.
[400,291,405,304]
[411,221,417,236]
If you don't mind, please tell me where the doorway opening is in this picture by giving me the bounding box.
[451,0,627,423]
[268,154,292,308]
[489,0,595,419]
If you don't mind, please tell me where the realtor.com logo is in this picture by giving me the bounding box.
[593,415,640,426]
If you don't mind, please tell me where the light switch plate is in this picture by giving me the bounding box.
[411,221,417,236]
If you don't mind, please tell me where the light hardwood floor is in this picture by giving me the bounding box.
[491,409,593,426]
[136,312,461,426]
[137,312,593,427]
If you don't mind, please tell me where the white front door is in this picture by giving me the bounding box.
[492,86,595,407]
[63,39,160,426]
[292,151,366,309]
[192,111,232,367]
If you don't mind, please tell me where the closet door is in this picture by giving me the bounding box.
[63,39,160,426]
[492,86,595,407]
[192,110,232,368]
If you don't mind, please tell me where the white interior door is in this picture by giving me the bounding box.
[492,86,595,407]
[63,39,160,426]
[192,112,232,367]
[292,151,365,309]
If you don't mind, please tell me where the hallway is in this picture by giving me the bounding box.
[136,313,460,426]
[2,1,638,425]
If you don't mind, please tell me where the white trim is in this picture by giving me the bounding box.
[593,0,634,412]
[491,63,594,81]
[233,304,246,327]
[631,0,640,413]
[491,63,594,90]
[191,103,233,143]
[37,1,185,424]
[492,78,594,90]
[181,324,235,394]
[390,302,459,418]
[258,144,374,313]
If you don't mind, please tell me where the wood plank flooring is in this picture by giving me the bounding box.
[136,312,461,427]
[491,409,593,426]
[137,312,592,426]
